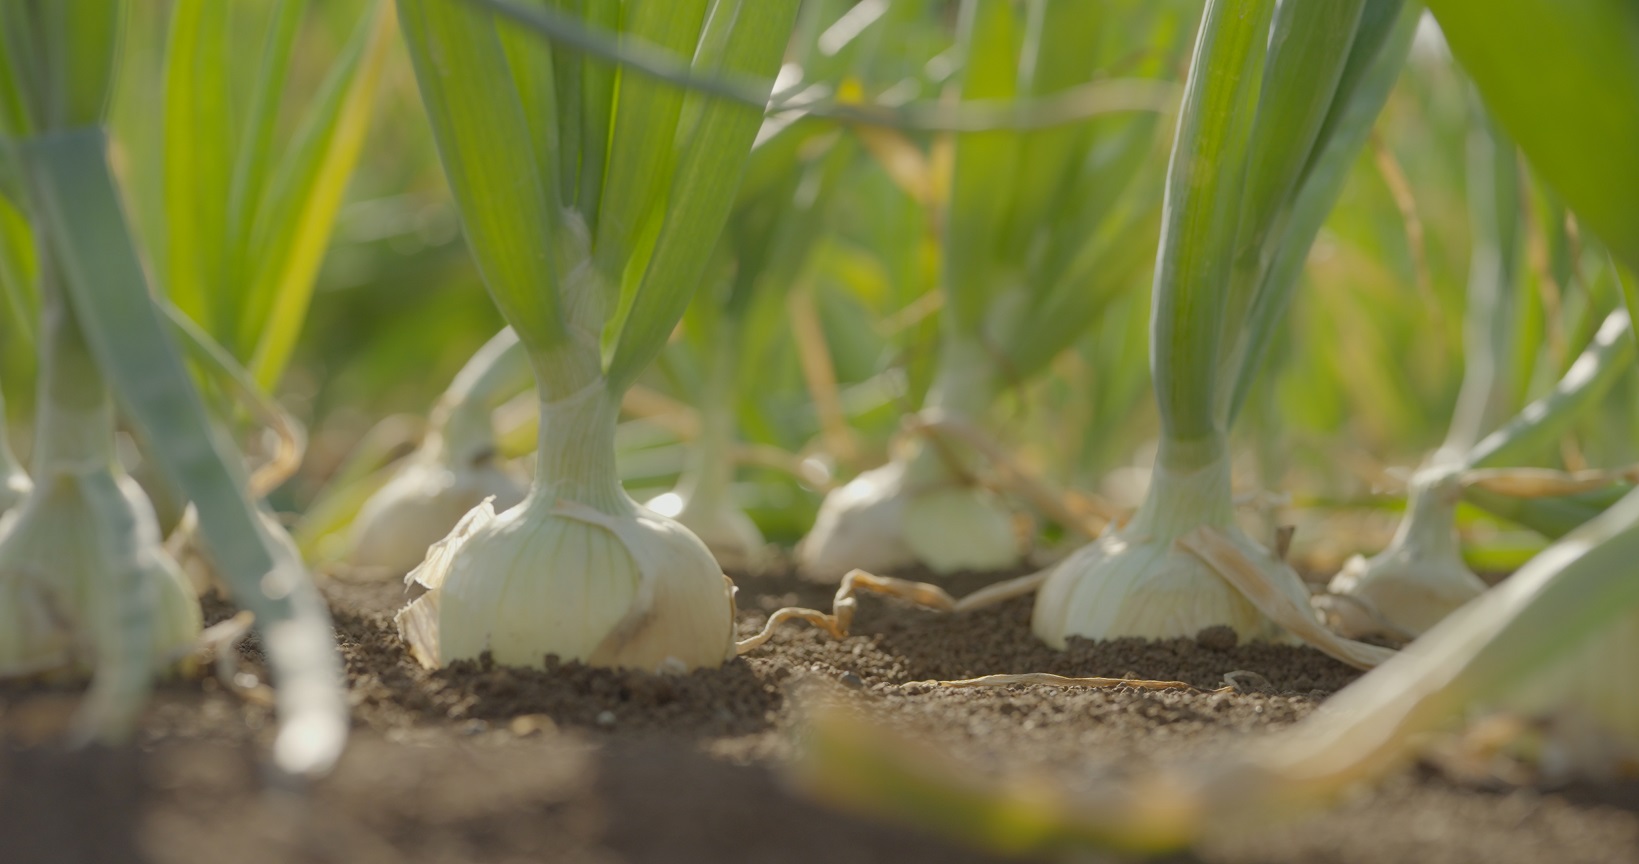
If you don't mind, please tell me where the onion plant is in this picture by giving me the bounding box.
[799,0,1180,580]
[1034,0,1420,644]
[1326,303,1635,639]
[0,0,345,775]
[392,0,800,671]
[1325,75,1639,639]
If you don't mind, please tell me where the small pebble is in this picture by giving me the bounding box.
[596,710,616,727]
[1195,624,1238,652]
[838,671,865,689]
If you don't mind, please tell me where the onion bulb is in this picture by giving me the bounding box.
[396,385,734,671]
[1034,444,1309,645]
[1323,467,1485,639]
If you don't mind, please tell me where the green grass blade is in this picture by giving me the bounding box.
[21,128,346,777]
[1218,0,1366,358]
[239,1,393,389]
[0,5,34,137]
[942,0,1020,336]
[604,0,801,393]
[1616,261,1639,344]
[575,0,621,226]
[1467,310,1635,469]
[992,0,1101,256]
[33,0,121,129]
[1009,181,1163,380]
[161,0,235,333]
[1302,0,1406,180]
[1236,0,1366,249]
[592,0,711,305]
[498,0,565,221]
[1150,0,1276,448]
[1425,0,1639,271]
[1223,1,1416,423]
[1441,102,1524,452]
[545,0,585,203]
[0,190,37,357]
[397,0,565,357]
[164,300,307,494]
[1463,487,1612,539]
[223,0,307,343]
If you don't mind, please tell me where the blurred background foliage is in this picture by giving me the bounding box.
[4,0,1630,569]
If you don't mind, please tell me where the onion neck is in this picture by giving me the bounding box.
[1128,435,1234,543]
[905,334,998,488]
[1390,469,1464,562]
[32,261,117,476]
[526,380,632,517]
[677,329,738,517]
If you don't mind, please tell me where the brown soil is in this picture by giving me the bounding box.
[2,565,1636,864]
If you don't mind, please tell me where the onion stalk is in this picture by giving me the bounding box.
[393,0,799,671]
[1036,0,1418,644]
[0,386,29,514]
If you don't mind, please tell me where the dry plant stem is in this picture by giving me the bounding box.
[875,289,945,336]
[853,125,937,209]
[918,673,1205,693]
[788,284,858,468]
[735,567,1047,654]
[1369,130,1438,330]
[734,442,836,492]
[1461,465,1639,498]
[1180,526,1394,670]
[162,303,305,496]
[620,385,700,438]
[952,569,1050,612]
[1524,206,1569,369]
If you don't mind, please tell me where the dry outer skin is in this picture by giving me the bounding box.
[0,564,1634,864]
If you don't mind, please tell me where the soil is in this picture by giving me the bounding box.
[2,564,1636,864]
